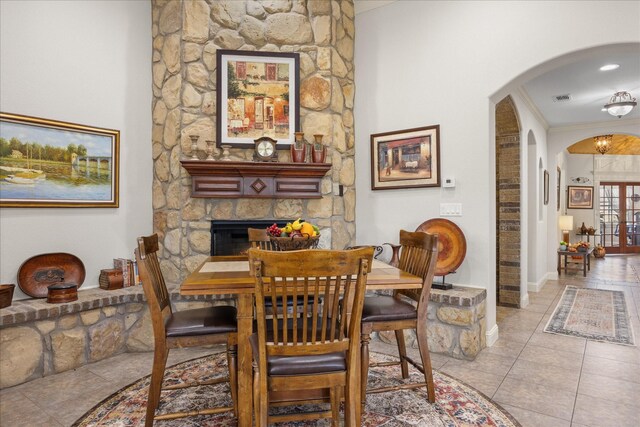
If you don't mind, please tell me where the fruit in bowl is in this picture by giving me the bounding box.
[576,241,590,252]
[267,219,320,238]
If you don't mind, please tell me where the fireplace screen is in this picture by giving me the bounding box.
[210,220,293,255]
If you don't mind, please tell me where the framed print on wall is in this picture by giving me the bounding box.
[567,185,593,209]
[543,169,549,205]
[371,125,440,190]
[216,49,300,149]
[0,112,119,208]
[556,167,561,211]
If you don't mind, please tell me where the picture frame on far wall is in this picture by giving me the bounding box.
[216,49,300,149]
[567,185,593,209]
[544,169,549,205]
[371,125,441,190]
[0,112,119,208]
[556,167,561,211]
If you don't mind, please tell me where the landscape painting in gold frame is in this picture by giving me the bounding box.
[371,125,440,190]
[0,112,119,207]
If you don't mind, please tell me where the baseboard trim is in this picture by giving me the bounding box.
[520,292,530,308]
[486,324,499,347]
[528,272,557,293]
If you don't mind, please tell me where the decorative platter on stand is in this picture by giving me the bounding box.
[17,253,86,298]
[415,219,467,286]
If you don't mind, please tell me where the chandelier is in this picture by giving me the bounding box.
[594,134,613,155]
[604,91,637,118]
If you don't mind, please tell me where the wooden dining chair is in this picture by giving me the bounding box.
[248,247,374,426]
[136,234,238,427]
[248,227,277,251]
[249,227,313,317]
[360,230,439,405]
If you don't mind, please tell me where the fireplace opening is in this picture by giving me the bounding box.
[210,219,294,255]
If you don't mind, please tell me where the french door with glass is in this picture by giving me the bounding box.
[599,182,640,254]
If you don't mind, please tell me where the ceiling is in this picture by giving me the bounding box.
[568,134,640,155]
[522,51,640,128]
[354,2,640,150]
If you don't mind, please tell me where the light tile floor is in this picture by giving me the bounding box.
[1,255,638,426]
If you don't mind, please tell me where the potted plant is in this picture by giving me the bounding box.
[559,241,568,251]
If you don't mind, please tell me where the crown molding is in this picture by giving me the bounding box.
[548,117,640,134]
[517,87,549,131]
[354,0,399,15]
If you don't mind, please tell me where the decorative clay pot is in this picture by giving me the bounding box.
[291,132,306,163]
[559,245,567,251]
[311,134,326,163]
[594,246,606,258]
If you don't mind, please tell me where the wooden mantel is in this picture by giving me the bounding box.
[180,160,332,199]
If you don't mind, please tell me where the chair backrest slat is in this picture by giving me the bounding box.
[248,227,277,251]
[136,234,172,342]
[396,230,439,315]
[249,247,373,356]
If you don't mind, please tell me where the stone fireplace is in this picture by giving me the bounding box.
[151,0,357,286]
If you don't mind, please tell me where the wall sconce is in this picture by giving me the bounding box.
[571,177,591,184]
[558,215,574,244]
[594,134,613,155]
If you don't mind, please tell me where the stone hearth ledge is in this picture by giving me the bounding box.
[0,284,225,327]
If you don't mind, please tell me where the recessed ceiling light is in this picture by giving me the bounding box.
[600,64,619,71]
[601,108,608,111]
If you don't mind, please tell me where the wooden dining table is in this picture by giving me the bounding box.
[180,255,423,427]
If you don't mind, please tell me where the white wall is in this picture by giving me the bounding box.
[354,0,640,341]
[0,0,152,299]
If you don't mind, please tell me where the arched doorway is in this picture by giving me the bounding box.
[495,96,521,307]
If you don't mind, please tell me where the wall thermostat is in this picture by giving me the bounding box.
[443,177,456,188]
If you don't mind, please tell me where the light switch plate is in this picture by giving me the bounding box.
[440,203,462,216]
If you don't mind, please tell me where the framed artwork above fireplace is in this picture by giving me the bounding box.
[216,49,300,149]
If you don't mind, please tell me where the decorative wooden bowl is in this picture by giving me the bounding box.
[415,218,467,276]
[18,253,85,298]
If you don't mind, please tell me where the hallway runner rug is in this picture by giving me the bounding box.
[73,352,520,426]
[544,286,635,346]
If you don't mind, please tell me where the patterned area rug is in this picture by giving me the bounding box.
[544,286,635,346]
[74,352,520,426]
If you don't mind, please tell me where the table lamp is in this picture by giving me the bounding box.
[558,215,573,244]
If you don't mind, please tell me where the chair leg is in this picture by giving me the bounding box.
[253,368,261,426]
[416,326,436,403]
[255,368,268,427]
[395,329,409,379]
[145,346,169,427]
[330,386,340,427]
[227,342,238,417]
[360,329,371,410]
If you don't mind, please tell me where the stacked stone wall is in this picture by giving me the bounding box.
[152,0,356,285]
[376,287,487,360]
[0,287,229,389]
[495,96,521,307]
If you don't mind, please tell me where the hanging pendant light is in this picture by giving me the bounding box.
[604,91,637,118]
[594,134,613,155]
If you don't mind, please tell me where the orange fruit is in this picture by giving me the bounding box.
[300,222,315,237]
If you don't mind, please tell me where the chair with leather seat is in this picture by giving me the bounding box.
[136,234,238,426]
[360,230,439,405]
[248,247,374,426]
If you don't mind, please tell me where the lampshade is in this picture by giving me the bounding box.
[593,134,613,155]
[604,91,637,118]
[559,215,573,244]
[558,215,573,230]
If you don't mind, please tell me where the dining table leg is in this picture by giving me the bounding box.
[236,294,254,427]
